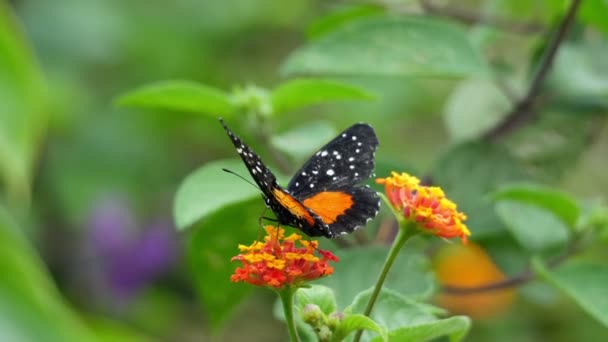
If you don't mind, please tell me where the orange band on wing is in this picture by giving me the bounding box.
[302,191,354,224]
[272,189,315,225]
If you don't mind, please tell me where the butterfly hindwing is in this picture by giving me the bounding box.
[302,185,380,237]
[287,123,379,198]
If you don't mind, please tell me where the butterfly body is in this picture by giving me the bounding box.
[220,119,380,238]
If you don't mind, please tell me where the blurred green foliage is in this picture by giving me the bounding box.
[1,0,608,341]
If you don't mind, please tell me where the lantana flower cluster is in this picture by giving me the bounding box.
[376,172,471,243]
[231,226,339,289]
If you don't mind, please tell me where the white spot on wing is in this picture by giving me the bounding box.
[321,151,328,157]
[349,165,355,169]
[355,149,360,153]
[348,157,355,162]
[352,136,357,140]
[326,169,335,176]
[309,183,315,188]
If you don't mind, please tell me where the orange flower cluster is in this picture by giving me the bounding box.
[376,172,471,243]
[231,226,339,289]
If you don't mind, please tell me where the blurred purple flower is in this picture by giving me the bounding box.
[87,197,178,299]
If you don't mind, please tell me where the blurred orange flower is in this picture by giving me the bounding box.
[231,226,338,289]
[434,243,515,319]
[376,172,471,243]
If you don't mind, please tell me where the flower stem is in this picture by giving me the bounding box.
[279,287,300,342]
[354,225,416,342]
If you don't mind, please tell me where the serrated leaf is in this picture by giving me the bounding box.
[270,121,337,162]
[491,183,580,229]
[271,78,374,114]
[283,16,489,78]
[187,200,262,330]
[443,79,511,142]
[372,316,471,342]
[174,159,261,230]
[0,208,95,341]
[295,285,337,316]
[350,288,444,330]
[0,5,48,204]
[495,201,569,252]
[332,314,387,342]
[534,259,608,328]
[116,80,233,116]
[350,288,466,342]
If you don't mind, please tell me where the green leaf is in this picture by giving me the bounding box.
[174,159,262,230]
[282,16,489,78]
[295,285,337,315]
[317,245,435,310]
[534,259,608,328]
[577,199,608,235]
[507,112,592,182]
[579,0,608,36]
[495,201,569,252]
[87,316,150,342]
[443,79,511,142]
[547,42,608,109]
[332,314,387,342]
[491,183,580,229]
[271,78,374,114]
[116,80,234,116]
[350,288,444,330]
[350,288,469,342]
[270,121,337,162]
[0,208,96,341]
[431,142,530,237]
[187,199,263,330]
[0,4,48,204]
[372,316,471,342]
[307,4,384,39]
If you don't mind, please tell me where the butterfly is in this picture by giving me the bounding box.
[220,118,380,238]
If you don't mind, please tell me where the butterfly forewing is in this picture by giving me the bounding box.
[287,123,379,198]
[219,119,279,198]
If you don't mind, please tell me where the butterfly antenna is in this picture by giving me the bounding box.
[222,168,260,190]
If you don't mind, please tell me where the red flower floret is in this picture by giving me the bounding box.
[231,226,339,289]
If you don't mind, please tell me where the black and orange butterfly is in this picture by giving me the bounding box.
[220,118,380,238]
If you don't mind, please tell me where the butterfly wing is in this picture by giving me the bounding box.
[287,123,379,197]
[300,186,379,237]
[220,119,319,231]
[220,118,279,198]
[287,123,381,237]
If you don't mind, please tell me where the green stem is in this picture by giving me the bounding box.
[279,287,300,342]
[354,224,417,342]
